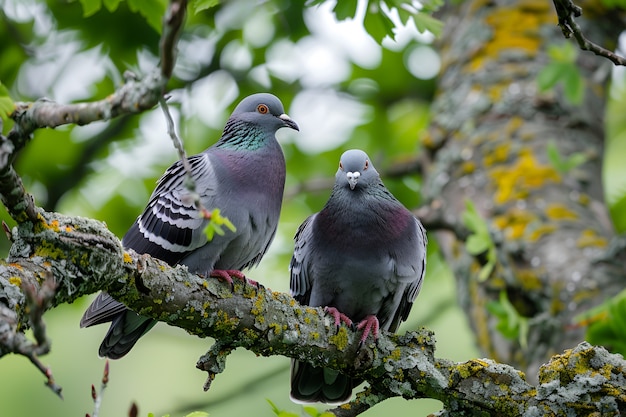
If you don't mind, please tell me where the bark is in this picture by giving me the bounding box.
[422,0,626,382]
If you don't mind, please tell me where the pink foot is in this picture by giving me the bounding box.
[210,269,260,288]
[324,306,353,329]
[356,315,380,344]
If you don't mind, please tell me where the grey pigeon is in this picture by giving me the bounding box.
[81,93,298,359]
[289,149,427,404]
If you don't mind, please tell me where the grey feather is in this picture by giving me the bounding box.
[81,93,298,359]
[289,149,427,404]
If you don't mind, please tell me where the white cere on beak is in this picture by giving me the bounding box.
[347,171,360,190]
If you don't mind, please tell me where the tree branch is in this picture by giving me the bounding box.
[552,0,626,66]
[1,209,625,415]
[0,0,188,226]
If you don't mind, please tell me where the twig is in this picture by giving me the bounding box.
[89,360,109,417]
[158,96,212,219]
[17,273,62,398]
[552,0,626,66]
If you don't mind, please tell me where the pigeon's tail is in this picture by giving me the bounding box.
[98,311,157,359]
[290,360,353,405]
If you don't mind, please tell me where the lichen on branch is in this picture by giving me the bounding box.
[1,208,626,415]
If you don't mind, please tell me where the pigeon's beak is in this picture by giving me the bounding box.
[346,171,360,190]
[279,114,299,131]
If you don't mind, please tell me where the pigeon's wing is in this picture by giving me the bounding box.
[388,217,428,331]
[80,292,128,328]
[289,214,317,305]
[123,152,219,265]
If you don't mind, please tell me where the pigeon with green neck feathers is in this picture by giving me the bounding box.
[81,93,298,359]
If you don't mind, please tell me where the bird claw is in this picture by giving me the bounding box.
[324,307,353,331]
[210,269,260,290]
[356,315,380,347]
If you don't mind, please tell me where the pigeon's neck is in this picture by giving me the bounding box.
[216,119,274,151]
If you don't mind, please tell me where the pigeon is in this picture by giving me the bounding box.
[289,149,427,404]
[81,93,298,359]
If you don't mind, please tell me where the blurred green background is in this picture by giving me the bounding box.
[1,0,625,415]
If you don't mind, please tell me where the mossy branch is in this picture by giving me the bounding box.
[1,209,626,415]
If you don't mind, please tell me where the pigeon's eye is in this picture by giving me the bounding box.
[364,159,369,170]
[339,162,344,170]
[257,104,269,114]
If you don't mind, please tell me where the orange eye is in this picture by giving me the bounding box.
[257,104,269,114]
[364,159,369,170]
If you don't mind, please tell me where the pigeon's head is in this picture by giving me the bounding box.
[336,149,380,191]
[231,93,299,132]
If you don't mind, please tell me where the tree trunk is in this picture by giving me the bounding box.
[423,0,626,381]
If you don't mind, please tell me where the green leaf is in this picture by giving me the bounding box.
[413,12,444,36]
[333,0,358,20]
[466,234,490,255]
[609,191,626,233]
[487,291,529,346]
[477,260,494,282]
[537,62,566,92]
[192,0,221,13]
[546,140,586,174]
[462,200,489,235]
[203,208,237,242]
[184,412,209,417]
[102,0,124,12]
[266,399,280,416]
[547,42,578,63]
[77,0,103,17]
[303,406,319,417]
[363,7,393,42]
[127,0,167,32]
[0,81,15,120]
[608,295,626,338]
[563,66,584,104]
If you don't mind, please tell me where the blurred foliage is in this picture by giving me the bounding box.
[545,140,587,175]
[1,0,626,416]
[462,200,496,282]
[575,288,626,356]
[537,42,585,105]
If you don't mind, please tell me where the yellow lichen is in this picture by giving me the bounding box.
[545,204,578,221]
[9,276,21,287]
[467,2,552,71]
[269,322,282,335]
[484,142,511,167]
[576,229,608,248]
[490,149,561,204]
[251,296,264,316]
[528,224,557,242]
[461,161,476,174]
[493,209,536,240]
[123,252,133,263]
[457,359,490,379]
[517,269,543,291]
[328,327,349,351]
